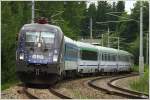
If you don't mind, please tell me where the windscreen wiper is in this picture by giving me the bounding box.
[42,37,49,52]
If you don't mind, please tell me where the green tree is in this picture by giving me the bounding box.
[63,1,86,39]
[117,1,149,63]
[116,1,125,13]
[2,1,31,85]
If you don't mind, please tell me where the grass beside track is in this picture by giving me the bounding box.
[130,64,149,94]
[1,79,19,90]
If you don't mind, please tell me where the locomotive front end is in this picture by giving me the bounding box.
[16,23,64,84]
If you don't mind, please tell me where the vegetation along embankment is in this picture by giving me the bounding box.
[130,64,149,94]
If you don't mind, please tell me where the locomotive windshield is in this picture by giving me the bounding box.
[25,31,55,49]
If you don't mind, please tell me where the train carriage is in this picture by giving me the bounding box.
[96,46,118,72]
[118,50,133,72]
[76,42,99,74]
[64,36,78,77]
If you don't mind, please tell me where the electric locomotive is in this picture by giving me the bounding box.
[16,18,65,84]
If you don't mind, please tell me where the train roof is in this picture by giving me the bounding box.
[64,36,75,44]
[21,23,62,33]
[64,36,77,47]
[64,36,132,56]
[95,45,132,56]
[64,36,97,51]
[96,46,118,54]
[118,50,133,56]
[76,41,98,51]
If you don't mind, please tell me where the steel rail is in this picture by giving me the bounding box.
[88,73,148,99]
[18,84,72,99]
[22,87,39,99]
[49,87,72,99]
[108,74,149,99]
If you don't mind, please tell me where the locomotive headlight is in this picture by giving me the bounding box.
[19,53,24,60]
[53,55,58,62]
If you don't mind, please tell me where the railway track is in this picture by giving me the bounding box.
[12,73,148,99]
[88,73,149,99]
[108,74,149,98]
[17,84,72,99]
[49,87,72,99]
[22,87,39,99]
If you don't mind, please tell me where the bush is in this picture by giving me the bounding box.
[130,65,149,94]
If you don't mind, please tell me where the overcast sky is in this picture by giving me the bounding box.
[87,0,136,14]
[125,0,136,14]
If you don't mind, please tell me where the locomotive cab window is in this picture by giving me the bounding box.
[25,31,55,48]
[26,32,54,43]
[41,32,55,44]
[102,53,107,61]
[80,49,98,61]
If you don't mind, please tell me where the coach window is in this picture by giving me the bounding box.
[108,54,110,61]
[110,54,113,61]
[118,55,121,61]
[102,53,105,61]
[123,56,125,61]
[120,55,121,61]
[102,53,104,61]
[110,55,112,61]
[104,53,106,61]
[122,56,124,61]
[65,44,68,56]
[81,50,98,61]
[113,55,116,61]
[103,53,105,61]
[124,56,126,61]
[126,56,129,62]
[102,53,106,61]
[110,54,112,61]
[108,54,111,61]
[124,55,127,62]
[123,55,126,62]
[103,53,106,61]
[111,55,113,61]
[106,53,108,61]
[131,56,134,63]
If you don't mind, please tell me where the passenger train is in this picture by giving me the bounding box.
[16,18,134,84]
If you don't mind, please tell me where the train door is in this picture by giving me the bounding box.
[98,51,103,72]
[99,52,110,72]
[108,53,118,72]
[100,52,108,72]
[118,54,124,71]
[98,50,101,73]
[103,53,110,72]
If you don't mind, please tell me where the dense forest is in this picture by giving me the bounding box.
[1,1,149,85]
